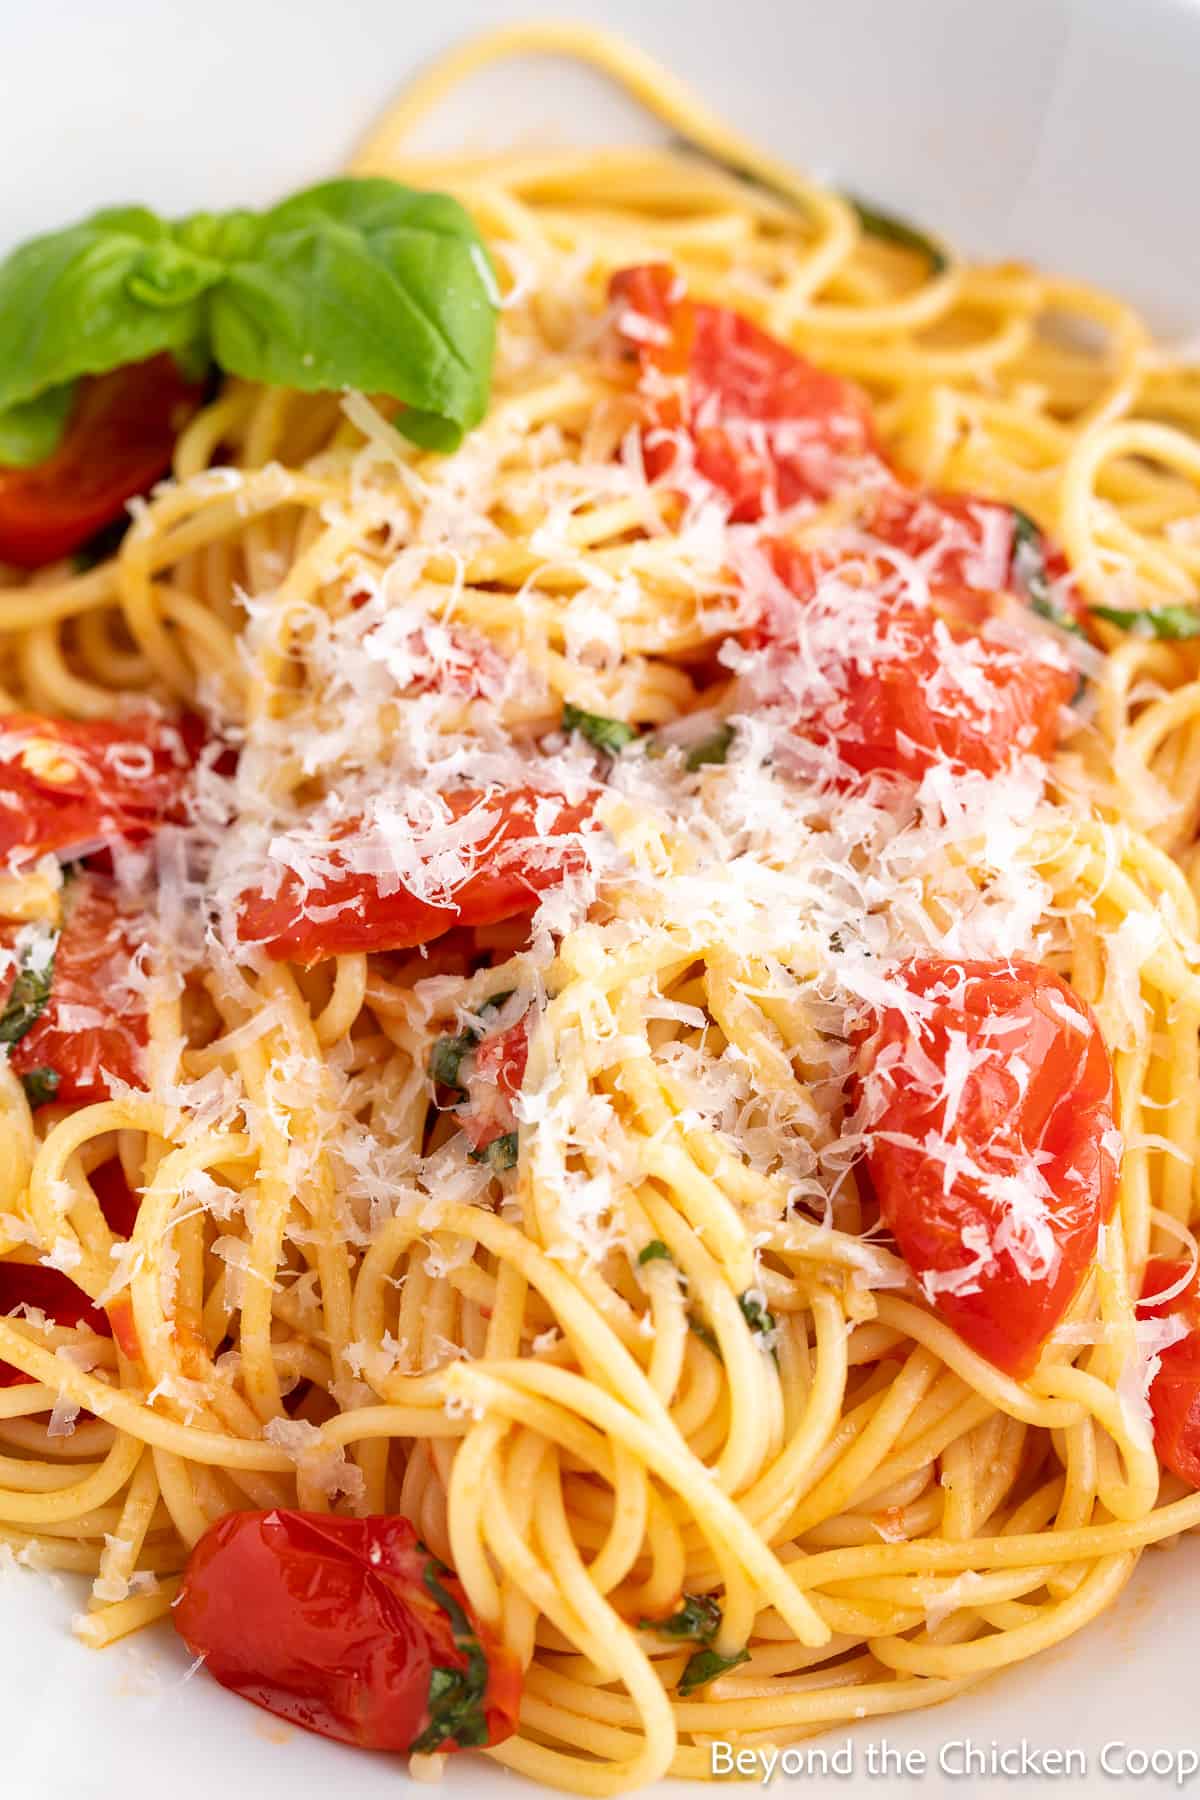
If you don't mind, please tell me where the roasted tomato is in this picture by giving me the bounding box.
[173,1510,522,1756]
[7,874,147,1105]
[856,958,1118,1376]
[0,711,196,867]
[0,1260,112,1386]
[1140,1259,1200,1487]
[0,356,202,568]
[238,787,596,966]
[611,262,878,519]
[751,541,1075,783]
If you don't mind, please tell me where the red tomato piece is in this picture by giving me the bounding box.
[1140,1259,1200,1487]
[611,263,879,520]
[89,1158,142,1239]
[0,356,203,569]
[238,787,597,966]
[173,1510,522,1756]
[0,1259,112,1386]
[9,874,147,1104]
[0,711,197,868]
[460,1014,530,1153]
[755,542,1075,782]
[856,958,1118,1377]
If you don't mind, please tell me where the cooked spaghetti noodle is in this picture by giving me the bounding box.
[2,21,1200,1792]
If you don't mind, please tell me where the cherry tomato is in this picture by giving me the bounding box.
[238,787,597,966]
[0,711,197,868]
[0,1259,112,1386]
[856,958,1118,1376]
[9,874,147,1104]
[611,263,878,519]
[1140,1259,1200,1486]
[758,542,1075,782]
[173,1509,522,1756]
[460,1014,530,1153]
[0,356,203,569]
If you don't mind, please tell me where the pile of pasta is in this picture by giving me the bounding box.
[3,24,1200,1794]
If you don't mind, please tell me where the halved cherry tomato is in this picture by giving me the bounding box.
[0,1260,112,1386]
[238,787,597,966]
[755,542,1075,782]
[1140,1259,1200,1486]
[0,356,203,569]
[856,958,1118,1376]
[611,263,879,519]
[0,711,197,867]
[174,1510,522,1756]
[460,1014,530,1153]
[9,874,147,1104]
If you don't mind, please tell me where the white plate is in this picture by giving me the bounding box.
[4,2,1200,1794]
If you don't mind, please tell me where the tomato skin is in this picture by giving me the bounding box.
[0,357,202,569]
[0,1260,112,1386]
[1140,1259,1200,1486]
[857,959,1117,1377]
[0,711,196,868]
[611,263,878,519]
[238,787,596,966]
[758,543,1075,782]
[173,1510,522,1756]
[9,875,147,1104]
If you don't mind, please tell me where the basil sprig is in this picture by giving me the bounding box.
[1090,602,1200,641]
[0,179,498,465]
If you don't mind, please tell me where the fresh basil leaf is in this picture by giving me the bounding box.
[738,1293,775,1335]
[411,1559,491,1753]
[684,723,735,771]
[0,208,217,418]
[562,702,638,755]
[207,180,497,447]
[678,1646,750,1695]
[637,1239,673,1266]
[469,1130,519,1173]
[0,924,58,1048]
[642,1593,721,1642]
[0,382,76,468]
[19,1066,60,1106]
[1090,602,1200,641]
[1010,506,1086,640]
[844,194,948,275]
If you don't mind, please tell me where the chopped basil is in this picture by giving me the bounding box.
[641,1592,721,1642]
[562,702,638,755]
[0,179,498,466]
[1010,506,1086,639]
[637,1239,673,1266]
[677,1646,751,1695]
[429,1029,477,1094]
[1090,602,1200,641]
[19,1066,60,1106]
[0,924,59,1048]
[844,194,948,275]
[688,1316,722,1360]
[411,1560,491,1753]
[469,1131,519,1173]
[738,1293,776,1335]
[684,723,735,771]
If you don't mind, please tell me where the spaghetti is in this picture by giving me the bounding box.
[1,21,1200,1793]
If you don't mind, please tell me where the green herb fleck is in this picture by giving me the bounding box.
[641,1592,721,1642]
[844,195,948,275]
[1010,506,1086,640]
[429,1029,477,1094]
[678,1646,751,1695]
[562,702,638,755]
[738,1293,776,1335]
[411,1560,491,1753]
[637,1239,673,1266]
[1090,602,1200,641]
[469,1131,519,1173]
[0,925,58,1048]
[0,382,77,469]
[19,1066,60,1106]
[688,1316,722,1361]
[684,723,734,772]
